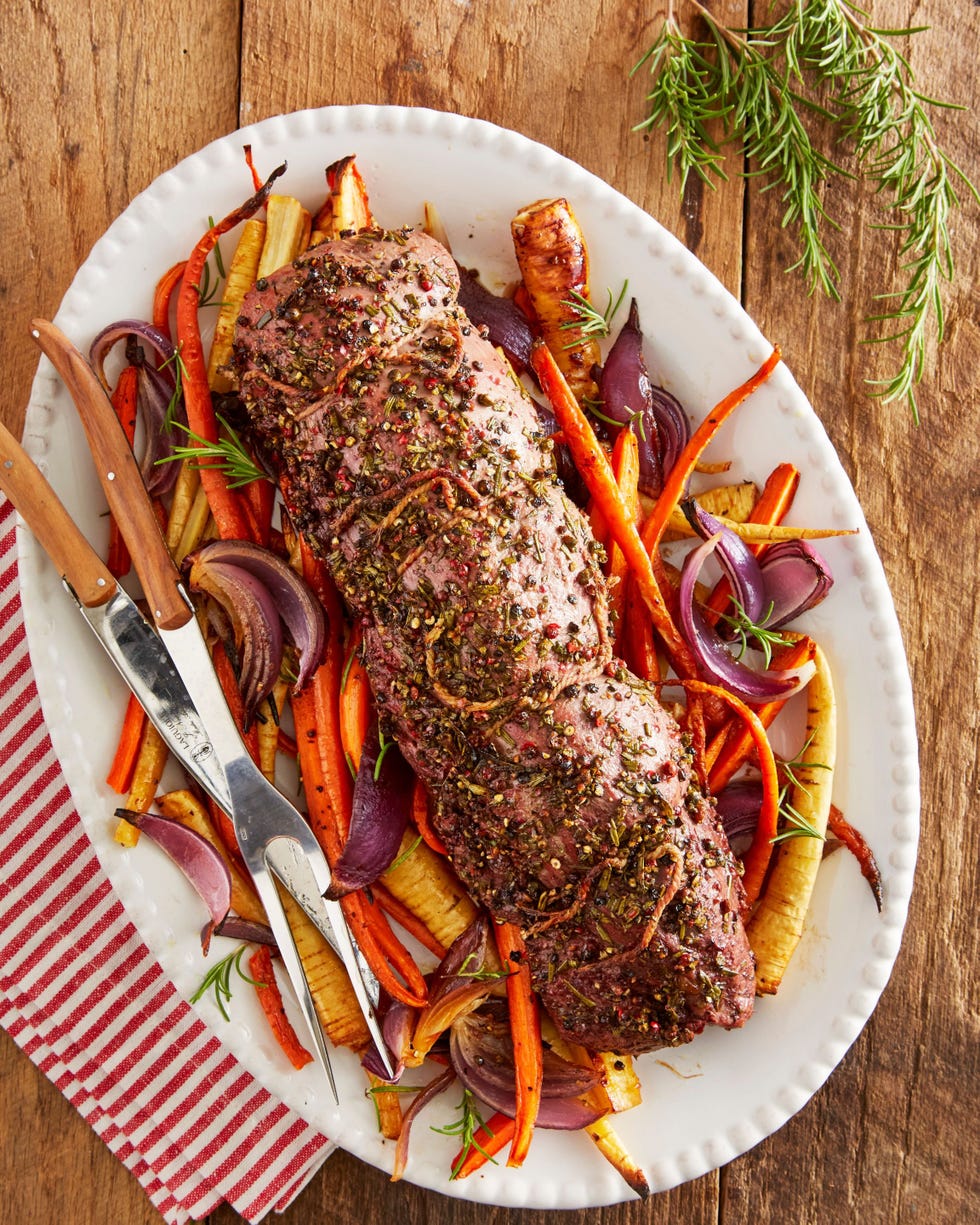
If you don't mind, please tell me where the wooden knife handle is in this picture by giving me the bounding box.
[0,421,118,608]
[30,319,192,631]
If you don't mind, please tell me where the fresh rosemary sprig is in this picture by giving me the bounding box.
[634,0,978,419]
[160,413,270,488]
[158,345,187,431]
[559,280,630,345]
[716,598,794,667]
[772,783,826,843]
[431,1088,498,1179]
[388,833,422,872]
[582,396,648,441]
[190,944,264,1022]
[779,733,833,793]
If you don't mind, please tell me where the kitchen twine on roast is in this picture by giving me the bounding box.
[0,497,334,1224]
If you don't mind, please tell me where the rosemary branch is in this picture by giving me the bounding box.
[634,0,978,420]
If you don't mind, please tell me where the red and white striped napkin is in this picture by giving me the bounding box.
[0,497,334,1223]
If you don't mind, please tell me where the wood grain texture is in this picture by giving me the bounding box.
[1,0,978,1222]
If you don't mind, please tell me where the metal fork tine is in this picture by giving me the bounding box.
[249,867,340,1104]
[263,838,396,1079]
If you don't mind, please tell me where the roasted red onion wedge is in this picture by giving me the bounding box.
[410,916,497,1060]
[679,533,816,702]
[115,808,231,953]
[759,539,834,628]
[90,319,176,387]
[455,266,534,370]
[597,300,690,494]
[185,540,326,720]
[212,915,278,947]
[391,1066,457,1182]
[325,725,413,899]
[450,1003,603,1129]
[134,359,183,497]
[186,554,284,720]
[89,321,185,497]
[714,780,765,858]
[361,994,417,1082]
[682,497,767,623]
[187,539,326,691]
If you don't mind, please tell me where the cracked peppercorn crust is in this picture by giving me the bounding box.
[234,227,754,1054]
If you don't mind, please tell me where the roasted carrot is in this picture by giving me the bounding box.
[105,692,147,795]
[241,470,275,548]
[704,462,800,621]
[658,678,781,913]
[828,803,882,911]
[243,144,263,192]
[532,342,695,676]
[707,636,816,793]
[493,921,542,1167]
[452,1111,517,1179]
[175,166,285,541]
[114,721,168,847]
[299,539,354,835]
[607,427,640,647]
[152,260,187,339]
[411,776,448,856]
[293,677,427,1008]
[248,945,314,1070]
[370,880,448,959]
[339,625,372,773]
[641,348,782,559]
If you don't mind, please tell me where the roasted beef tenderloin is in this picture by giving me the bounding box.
[233,227,754,1054]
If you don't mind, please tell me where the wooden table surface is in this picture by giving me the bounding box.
[1,3,977,1223]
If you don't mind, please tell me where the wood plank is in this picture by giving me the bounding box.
[727,2,980,1221]
[0,0,241,439]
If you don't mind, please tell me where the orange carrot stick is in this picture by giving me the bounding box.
[292,677,427,1008]
[339,625,372,774]
[105,692,147,795]
[658,678,780,912]
[341,890,428,1008]
[493,921,542,1167]
[248,945,314,1070]
[453,1111,517,1179]
[300,539,354,835]
[623,577,660,682]
[641,347,783,559]
[828,804,883,911]
[411,776,448,856]
[607,427,640,647]
[531,342,695,676]
[152,260,187,340]
[370,881,448,959]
